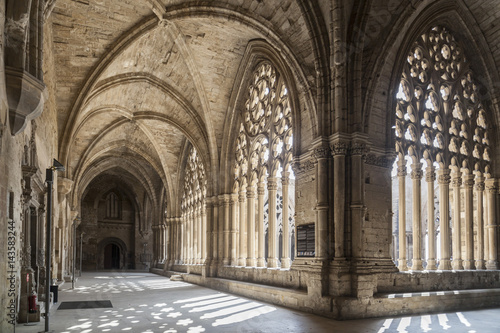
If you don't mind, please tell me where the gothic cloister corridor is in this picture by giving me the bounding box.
[14,272,500,333]
[4,0,500,331]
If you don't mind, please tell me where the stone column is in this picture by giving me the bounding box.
[238,187,247,266]
[181,216,186,264]
[451,171,463,270]
[222,195,230,265]
[281,172,291,269]
[331,142,347,259]
[230,194,238,266]
[474,174,485,269]
[197,204,202,264]
[188,207,193,264]
[426,167,437,270]
[211,197,219,267]
[485,178,498,270]
[201,202,207,263]
[313,147,330,260]
[350,143,366,260]
[257,182,266,267]
[463,172,475,270]
[204,198,214,267]
[267,177,279,268]
[246,185,256,267]
[437,168,452,270]
[411,163,423,271]
[397,161,407,271]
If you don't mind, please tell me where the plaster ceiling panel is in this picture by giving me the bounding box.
[50,0,154,136]
[68,114,161,179]
[173,16,259,150]
[96,24,202,115]
[78,80,204,141]
[139,118,188,190]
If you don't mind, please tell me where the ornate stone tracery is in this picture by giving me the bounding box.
[233,61,295,269]
[393,26,496,271]
[180,146,206,265]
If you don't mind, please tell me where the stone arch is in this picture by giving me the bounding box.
[361,1,500,174]
[97,237,128,270]
[220,39,312,194]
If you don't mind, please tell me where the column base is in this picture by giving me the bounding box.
[411,259,423,271]
[267,258,279,268]
[257,258,266,267]
[222,258,230,266]
[281,258,291,269]
[486,260,498,270]
[475,259,486,270]
[238,258,246,267]
[452,259,463,270]
[398,259,407,271]
[230,257,238,266]
[246,258,256,267]
[426,259,437,270]
[438,259,452,270]
[463,259,475,270]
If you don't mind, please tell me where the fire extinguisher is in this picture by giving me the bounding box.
[29,291,37,313]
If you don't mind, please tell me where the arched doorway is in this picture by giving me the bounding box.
[104,243,120,269]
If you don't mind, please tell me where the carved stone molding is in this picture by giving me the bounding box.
[6,66,47,135]
[330,141,349,156]
[292,158,315,175]
[312,147,331,161]
[364,153,395,168]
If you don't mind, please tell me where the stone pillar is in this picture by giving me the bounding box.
[181,216,186,264]
[350,143,366,259]
[397,161,407,271]
[281,173,291,269]
[257,182,266,267]
[474,174,485,269]
[211,197,219,267]
[410,163,423,270]
[451,171,463,270]
[331,142,347,258]
[223,195,230,265]
[188,207,193,264]
[425,167,437,270]
[246,186,256,267]
[267,177,279,268]
[238,187,247,266]
[485,178,498,270]
[198,203,203,264]
[204,198,214,267]
[463,172,475,270]
[313,147,330,260]
[201,202,207,263]
[230,194,238,266]
[437,168,452,270]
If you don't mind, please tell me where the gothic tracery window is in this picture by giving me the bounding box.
[234,61,295,269]
[180,146,206,264]
[106,192,120,219]
[393,26,492,271]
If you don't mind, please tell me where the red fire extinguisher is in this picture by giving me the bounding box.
[29,291,37,313]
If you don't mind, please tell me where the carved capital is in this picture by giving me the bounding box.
[438,173,451,185]
[267,177,278,191]
[397,165,407,177]
[463,176,475,189]
[411,169,423,180]
[313,147,331,161]
[350,142,368,156]
[452,177,462,187]
[330,141,348,156]
[474,179,485,192]
[425,170,436,182]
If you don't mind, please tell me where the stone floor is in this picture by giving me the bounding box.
[14,272,500,333]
